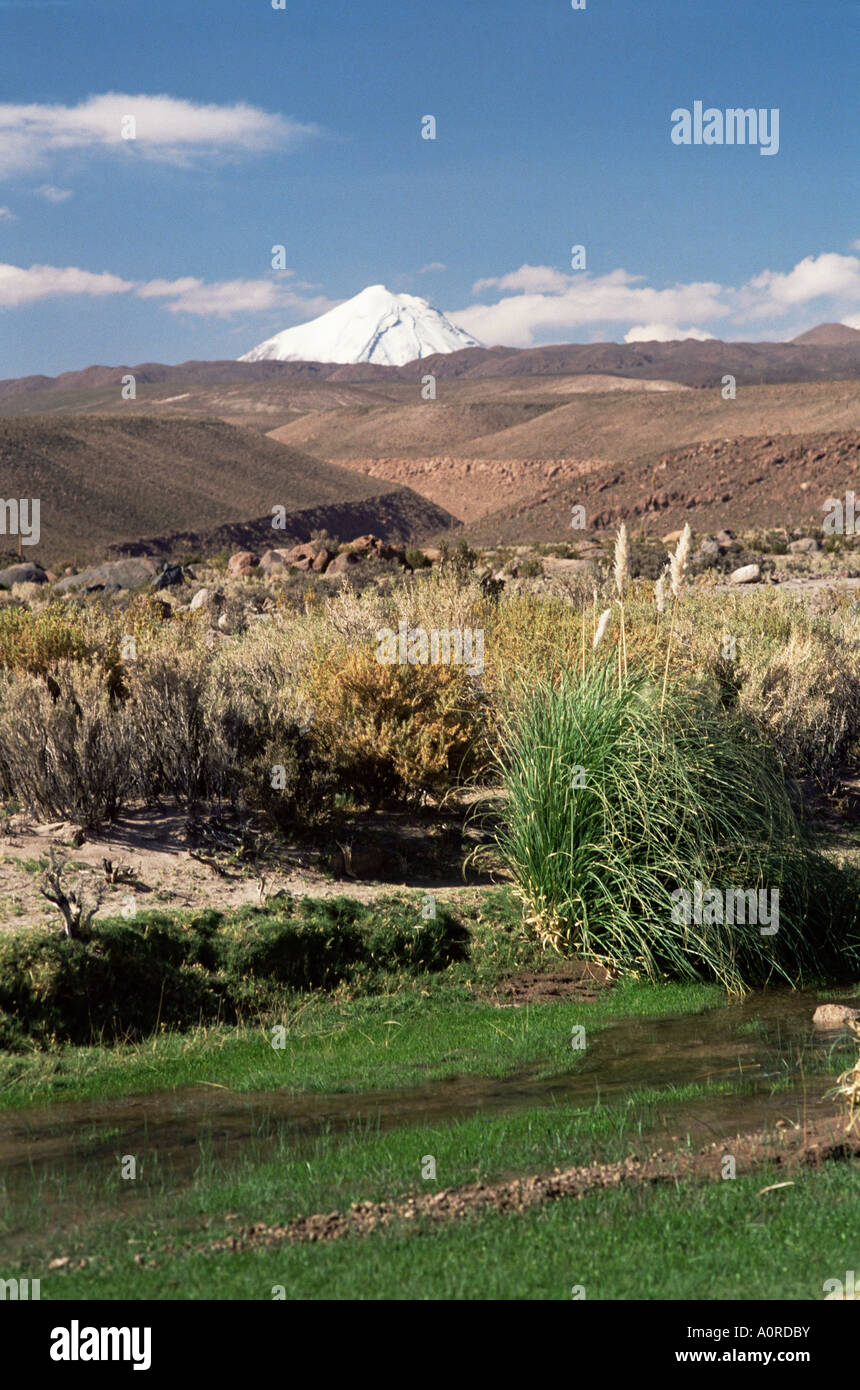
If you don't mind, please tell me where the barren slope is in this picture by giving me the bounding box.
[0,415,453,565]
[464,431,860,543]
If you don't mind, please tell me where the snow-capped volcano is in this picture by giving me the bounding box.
[238,284,483,366]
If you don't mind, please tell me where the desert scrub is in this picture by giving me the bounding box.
[598,587,860,778]
[306,644,486,804]
[491,660,858,991]
[0,662,133,825]
[0,601,125,692]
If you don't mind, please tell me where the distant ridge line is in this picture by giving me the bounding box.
[5,329,860,400]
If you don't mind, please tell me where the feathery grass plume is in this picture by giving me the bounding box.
[661,524,693,712]
[613,522,630,684]
[669,523,692,600]
[613,522,629,598]
[593,608,612,650]
[654,566,669,615]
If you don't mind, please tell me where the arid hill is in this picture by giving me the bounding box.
[463,432,860,543]
[791,323,860,347]
[2,326,860,412]
[0,415,454,566]
[270,379,860,472]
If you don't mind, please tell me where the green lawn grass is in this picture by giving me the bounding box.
[0,976,724,1110]
[15,1161,860,1301]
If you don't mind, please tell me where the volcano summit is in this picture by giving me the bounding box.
[238,284,483,367]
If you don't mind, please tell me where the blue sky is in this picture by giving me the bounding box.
[0,0,858,376]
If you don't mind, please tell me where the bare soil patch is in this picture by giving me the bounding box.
[490,963,613,1005]
[209,1113,860,1250]
[0,802,497,932]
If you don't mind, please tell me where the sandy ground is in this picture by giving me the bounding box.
[0,806,490,933]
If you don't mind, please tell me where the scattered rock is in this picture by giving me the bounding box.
[33,820,86,847]
[311,547,335,573]
[812,1003,859,1028]
[258,549,289,575]
[0,561,48,587]
[729,563,761,585]
[661,529,683,544]
[541,556,591,575]
[698,537,721,563]
[190,586,225,613]
[151,563,186,591]
[227,550,258,578]
[53,557,159,593]
[326,550,361,576]
[716,530,736,549]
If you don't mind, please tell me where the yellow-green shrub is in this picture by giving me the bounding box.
[306,645,485,803]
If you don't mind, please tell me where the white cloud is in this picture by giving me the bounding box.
[450,252,860,347]
[472,264,573,295]
[136,275,338,319]
[451,268,727,347]
[0,260,337,318]
[0,262,133,307]
[35,184,73,202]
[5,248,860,344]
[0,93,318,175]
[625,323,714,343]
[738,253,860,316]
[0,206,15,220]
[419,261,446,274]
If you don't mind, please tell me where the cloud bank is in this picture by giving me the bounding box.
[0,93,318,174]
[2,251,859,346]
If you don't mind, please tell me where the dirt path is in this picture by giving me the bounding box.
[210,1113,860,1250]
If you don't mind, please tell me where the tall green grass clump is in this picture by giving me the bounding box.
[493,662,857,991]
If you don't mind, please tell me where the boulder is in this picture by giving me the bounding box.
[151,563,185,591]
[728,563,761,585]
[789,537,818,553]
[326,550,362,576]
[311,547,335,573]
[812,1003,859,1028]
[258,549,289,575]
[53,557,159,593]
[698,537,721,563]
[189,587,221,612]
[227,550,258,578]
[0,561,48,588]
[661,529,683,545]
[716,530,736,549]
[283,546,316,572]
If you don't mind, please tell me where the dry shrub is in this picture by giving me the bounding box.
[0,602,122,689]
[122,629,220,802]
[835,1019,860,1133]
[306,645,485,803]
[485,591,583,701]
[0,663,132,825]
[734,630,860,777]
